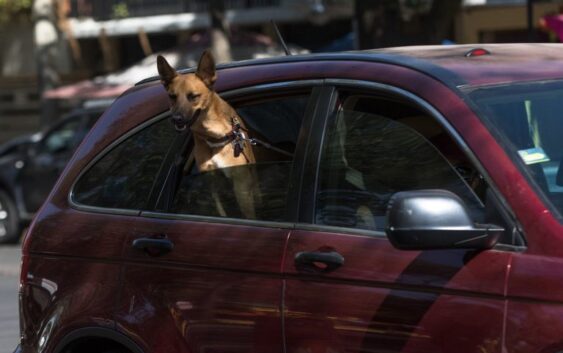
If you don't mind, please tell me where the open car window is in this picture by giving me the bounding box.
[156,92,311,222]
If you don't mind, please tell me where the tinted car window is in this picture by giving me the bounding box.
[73,117,177,210]
[316,94,484,231]
[168,95,309,222]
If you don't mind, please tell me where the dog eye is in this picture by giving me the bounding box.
[187,93,200,102]
[168,94,177,101]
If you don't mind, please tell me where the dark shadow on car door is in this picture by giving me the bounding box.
[284,231,510,353]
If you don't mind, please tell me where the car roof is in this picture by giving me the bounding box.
[137,43,563,89]
[374,43,563,87]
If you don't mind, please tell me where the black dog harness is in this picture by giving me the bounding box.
[172,112,293,159]
[202,117,246,156]
[204,117,294,159]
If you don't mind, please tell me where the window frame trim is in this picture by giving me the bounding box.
[299,79,525,248]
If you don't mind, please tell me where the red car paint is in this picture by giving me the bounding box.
[15,44,563,353]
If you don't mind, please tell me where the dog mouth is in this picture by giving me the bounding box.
[170,109,202,132]
[171,113,188,131]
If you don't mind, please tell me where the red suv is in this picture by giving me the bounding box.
[15,44,563,353]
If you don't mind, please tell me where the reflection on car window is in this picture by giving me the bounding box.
[73,117,177,210]
[316,94,484,232]
[470,81,563,221]
[167,95,308,222]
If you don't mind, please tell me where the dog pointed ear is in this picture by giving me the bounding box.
[196,50,217,88]
[157,55,177,87]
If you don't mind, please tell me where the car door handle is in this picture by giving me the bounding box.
[132,237,174,256]
[294,250,344,274]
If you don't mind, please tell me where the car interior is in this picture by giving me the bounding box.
[481,91,563,219]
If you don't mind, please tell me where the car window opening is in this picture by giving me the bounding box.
[162,94,309,222]
[315,92,515,244]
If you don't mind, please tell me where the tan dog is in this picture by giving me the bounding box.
[157,51,258,219]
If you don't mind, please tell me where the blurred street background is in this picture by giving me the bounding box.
[0,245,20,351]
[3,0,563,142]
[2,0,563,350]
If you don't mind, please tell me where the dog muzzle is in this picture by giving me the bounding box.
[170,109,202,132]
[171,113,188,131]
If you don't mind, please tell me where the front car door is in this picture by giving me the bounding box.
[283,81,520,353]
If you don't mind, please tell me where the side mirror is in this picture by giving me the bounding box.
[385,190,504,250]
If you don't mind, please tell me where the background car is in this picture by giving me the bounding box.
[15,45,563,353]
[0,100,110,244]
[0,133,43,160]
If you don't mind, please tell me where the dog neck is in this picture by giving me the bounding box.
[191,94,235,140]
[189,94,256,170]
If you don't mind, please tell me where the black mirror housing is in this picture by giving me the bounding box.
[386,190,504,250]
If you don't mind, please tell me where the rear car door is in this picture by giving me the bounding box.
[72,112,288,353]
[283,82,519,353]
[71,82,320,352]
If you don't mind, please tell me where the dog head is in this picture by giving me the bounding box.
[157,50,217,130]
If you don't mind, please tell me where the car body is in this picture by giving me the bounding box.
[15,44,563,353]
[0,102,109,244]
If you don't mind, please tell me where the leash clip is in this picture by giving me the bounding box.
[230,116,247,158]
[231,129,246,158]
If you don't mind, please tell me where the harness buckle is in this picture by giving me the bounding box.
[230,116,247,158]
[231,129,245,157]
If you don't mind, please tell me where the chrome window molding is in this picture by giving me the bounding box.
[296,222,387,238]
[140,211,295,230]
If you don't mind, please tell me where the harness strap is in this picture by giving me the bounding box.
[201,117,246,154]
[201,116,294,158]
[204,134,233,148]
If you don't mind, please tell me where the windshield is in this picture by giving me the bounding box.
[469,81,563,221]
